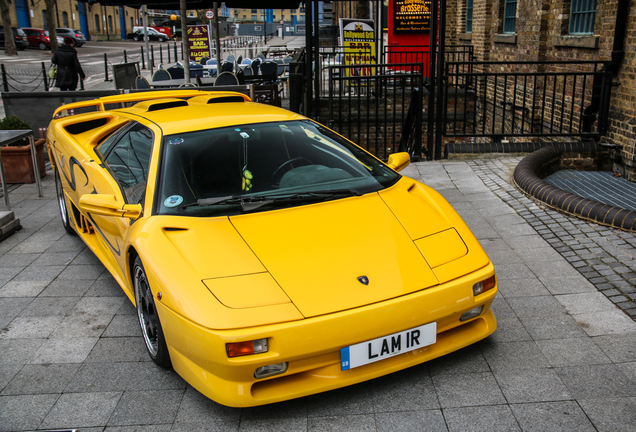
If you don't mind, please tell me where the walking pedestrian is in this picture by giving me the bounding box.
[51,36,85,91]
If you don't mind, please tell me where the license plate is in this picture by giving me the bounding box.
[340,322,437,371]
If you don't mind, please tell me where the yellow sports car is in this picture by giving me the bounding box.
[48,90,497,407]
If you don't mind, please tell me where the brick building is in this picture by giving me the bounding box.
[445,0,636,179]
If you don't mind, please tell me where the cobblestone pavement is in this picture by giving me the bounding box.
[469,157,636,319]
[1,158,636,431]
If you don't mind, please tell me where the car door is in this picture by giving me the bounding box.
[86,122,155,282]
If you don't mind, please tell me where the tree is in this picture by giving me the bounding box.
[44,0,58,52]
[0,0,17,56]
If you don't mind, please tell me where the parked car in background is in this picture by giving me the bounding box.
[127,28,168,42]
[22,28,55,50]
[0,27,28,50]
[55,28,86,47]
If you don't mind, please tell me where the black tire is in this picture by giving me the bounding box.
[38,42,47,50]
[133,35,140,42]
[54,167,76,235]
[134,256,172,368]
[158,37,165,42]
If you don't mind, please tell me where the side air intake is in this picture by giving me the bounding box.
[147,100,189,111]
[206,96,245,104]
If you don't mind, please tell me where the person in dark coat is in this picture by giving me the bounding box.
[51,36,85,91]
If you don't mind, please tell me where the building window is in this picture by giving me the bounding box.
[570,0,596,34]
[251,9,257,13]
[42,10,47,28]
[503,0,517,33]
[466,0,473,33]
[130,17,134,30]
[62,11,69,27]
[95,14,100,32]
[108,15,113,33]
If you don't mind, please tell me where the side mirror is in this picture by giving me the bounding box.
[386,152,411,172]
[79,194,142,219]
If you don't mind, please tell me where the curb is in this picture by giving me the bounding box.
[513,146,636,232]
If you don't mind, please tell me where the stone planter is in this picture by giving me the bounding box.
[1,138,46,184]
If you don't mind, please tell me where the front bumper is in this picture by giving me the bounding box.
[156,263,497,407]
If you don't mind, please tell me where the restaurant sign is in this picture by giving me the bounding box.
[394,0,432,33]
[339,19,376,85]
[187,25,211,62]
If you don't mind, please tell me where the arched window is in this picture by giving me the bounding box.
[42,10,47,28]
[108,15,113,33]
[62,11,69,28]
[95,14,100,32]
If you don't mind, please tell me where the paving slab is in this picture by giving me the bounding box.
[0,157,635,430]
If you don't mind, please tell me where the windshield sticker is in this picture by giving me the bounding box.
[168,138,184,145]
[164,195,183,208]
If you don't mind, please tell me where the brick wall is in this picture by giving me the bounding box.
[447,0,636,180]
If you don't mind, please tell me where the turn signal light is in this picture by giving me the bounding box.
[473,275,496,296]
[226,338,268,358]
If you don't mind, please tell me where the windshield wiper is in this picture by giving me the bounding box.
[182,189,362,212]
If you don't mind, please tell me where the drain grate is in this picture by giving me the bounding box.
[544,171,636,212]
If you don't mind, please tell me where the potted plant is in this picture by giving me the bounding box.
[0,116,46,184]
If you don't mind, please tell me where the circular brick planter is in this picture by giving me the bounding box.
[513,147,636,232]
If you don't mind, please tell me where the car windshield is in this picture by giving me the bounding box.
[156,120,401,216]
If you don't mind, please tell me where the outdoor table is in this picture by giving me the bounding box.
[0,129,43,209]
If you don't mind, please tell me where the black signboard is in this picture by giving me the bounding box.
[394,0,432,33]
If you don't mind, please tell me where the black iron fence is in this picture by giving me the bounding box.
[324,62,424,160]
[443,61,612,140]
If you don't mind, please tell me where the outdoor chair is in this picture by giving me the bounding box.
[259,61,279,85]
[166,66,184,80]
[251,58,261,75]
[151,69,171,81]
[135,76,150,89]
[220,61,234,73]
[214,71,239,86]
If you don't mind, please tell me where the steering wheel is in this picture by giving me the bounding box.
[272,157,312,187]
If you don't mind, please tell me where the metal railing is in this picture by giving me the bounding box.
[443,61,612,139]
[326,62,424,160]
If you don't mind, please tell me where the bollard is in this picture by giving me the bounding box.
[160,45,163,64]
[141,47,145,69]
[167,43,171,63]
[80,76,85,90]
[173,41,177,61]
[103,53,109,82]
[41,62,49,92]
[150,46,155,74]
[124,50,127,63]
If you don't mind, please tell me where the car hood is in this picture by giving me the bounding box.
[150,177,489,322]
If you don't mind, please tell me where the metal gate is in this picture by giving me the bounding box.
[322,62,424,160]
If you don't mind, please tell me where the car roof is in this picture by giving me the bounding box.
[52,91,306,136]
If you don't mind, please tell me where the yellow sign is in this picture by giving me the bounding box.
[339,19,376,85]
